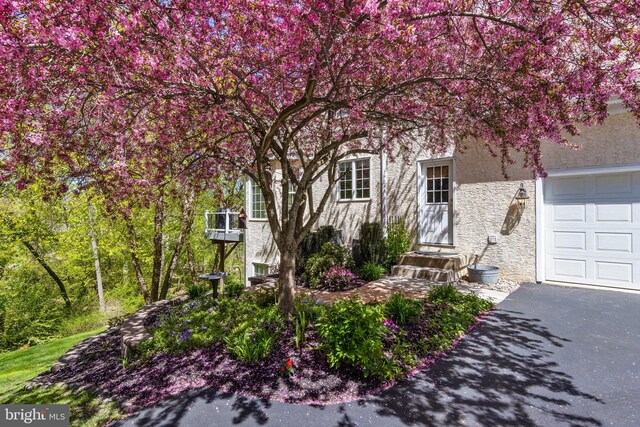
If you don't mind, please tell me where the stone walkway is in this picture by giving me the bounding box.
[259,276,519,305]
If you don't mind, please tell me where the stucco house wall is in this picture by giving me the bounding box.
[245,109,640,284]
[245,154,383,280]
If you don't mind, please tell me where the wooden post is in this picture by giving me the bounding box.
[218,241,225,294]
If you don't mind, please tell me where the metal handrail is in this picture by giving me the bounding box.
[204,210,242,233]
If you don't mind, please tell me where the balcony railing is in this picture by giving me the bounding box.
[204,209,244,242]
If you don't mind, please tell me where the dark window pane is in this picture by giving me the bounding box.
[434,192,441,203]
[427,192,434,203]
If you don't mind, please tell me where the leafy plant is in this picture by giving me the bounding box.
[139,293,285,357]
[187,283,209,299]
[427,284,463,304]
[295,310,306,349]
[384,220,411,269]
[357,262,386,282]
[316,297,400,380]
[224,327,276,363]
[385,292,423,325]
[296,225,340,273]
[280,357,294,377]
[418,285,494,353]
[224,275,245,298]
[359,222,385,265]
[294,296,327,323]
[321,265,362,291]
[301,243,353,288]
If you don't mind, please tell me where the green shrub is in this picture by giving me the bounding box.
[359,222,385,265]
[357,262,386,282]
[316,297,400,380]
[187,283,209,299]
[224,275,245,298]
[296,225,340,273]
[427,283,463,304]
[385,292,423,325]
[246,286,278,308]
[384,220,411,269]
[301,242,353,288]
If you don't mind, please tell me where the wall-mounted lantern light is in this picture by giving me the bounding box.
[515,182,530,207]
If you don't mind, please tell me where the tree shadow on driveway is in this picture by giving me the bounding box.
[369,308,603,426]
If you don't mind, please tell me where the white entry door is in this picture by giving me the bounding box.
[418,161,453,245]
[544,171,640,289]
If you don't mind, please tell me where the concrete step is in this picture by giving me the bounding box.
[397,252,474,270]
[390,265,454,283]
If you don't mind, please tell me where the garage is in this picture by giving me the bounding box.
[543,169,640,290]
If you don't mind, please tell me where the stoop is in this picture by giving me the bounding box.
[391,251,475,283]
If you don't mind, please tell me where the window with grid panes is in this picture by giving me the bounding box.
[251,179,267,219]
[338,159,370,200]
[287,183,296,209]
[253,263,269,276]
[425,164,449,204]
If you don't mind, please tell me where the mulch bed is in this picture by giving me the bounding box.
[32,284,493,414]
[34,326,397,412]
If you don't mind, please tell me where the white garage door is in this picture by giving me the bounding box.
[544,171,640,290]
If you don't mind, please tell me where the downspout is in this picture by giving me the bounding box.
[380,150,388,237]
[243,177,248,286]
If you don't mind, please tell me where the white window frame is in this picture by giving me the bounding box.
[250,179,267,220]
[287,182,296,210]
[253,262,270,276]
[337,158,371,201]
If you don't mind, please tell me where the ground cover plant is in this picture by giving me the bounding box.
[29,284,493,422]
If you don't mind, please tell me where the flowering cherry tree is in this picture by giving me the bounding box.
[1,0,639,312]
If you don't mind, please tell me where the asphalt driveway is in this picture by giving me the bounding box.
[114,283,640,427]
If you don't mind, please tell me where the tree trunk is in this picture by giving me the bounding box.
[150,193,165,302]
[124,218,151,304]
[185,239,198,285]
[88,202,106,312]
[159,188,196,300]
[22,241,72,311]
[277,249,296,315]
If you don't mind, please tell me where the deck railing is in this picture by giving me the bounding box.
[205,210,242,234]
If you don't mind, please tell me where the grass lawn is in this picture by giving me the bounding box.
[0,328,105,397]
[0,328,125,427]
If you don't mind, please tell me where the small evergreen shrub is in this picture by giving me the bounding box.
[357,262,386,282]
[384,220,411,269]
[359,222,385,265]
[296,225,340,273]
